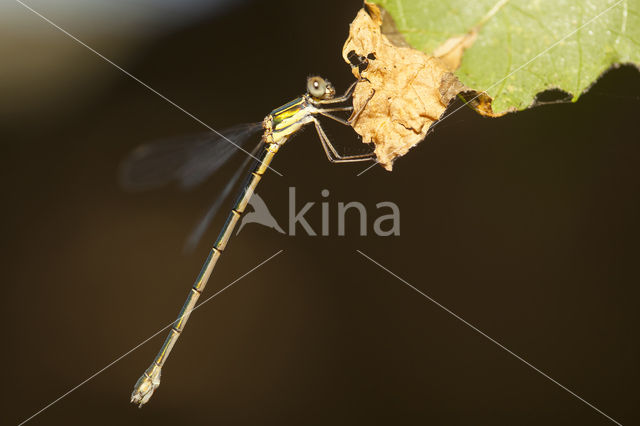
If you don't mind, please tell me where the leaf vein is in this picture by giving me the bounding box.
[394,0,408,28]
[576,7,584,98]
[494,19,512,101]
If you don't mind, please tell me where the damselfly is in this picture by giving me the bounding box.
[123,76,375,406]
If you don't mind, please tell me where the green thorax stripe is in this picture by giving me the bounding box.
[270,97,305,127]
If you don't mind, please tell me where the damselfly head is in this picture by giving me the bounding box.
[307,76,335,100]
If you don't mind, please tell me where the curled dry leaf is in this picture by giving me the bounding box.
[342,2,480,170]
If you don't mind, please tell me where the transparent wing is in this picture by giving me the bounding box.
[119,122,263,191]
[183,140,264,252]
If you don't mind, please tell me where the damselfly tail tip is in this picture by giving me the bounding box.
[131,368,161,407]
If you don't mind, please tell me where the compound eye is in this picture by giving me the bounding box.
[307,76,327,98]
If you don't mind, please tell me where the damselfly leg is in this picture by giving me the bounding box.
[313,118,376,163]
[308,81,377,163]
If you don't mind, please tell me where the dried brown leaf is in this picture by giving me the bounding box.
[343,3,457,169]
[342,2,486,170]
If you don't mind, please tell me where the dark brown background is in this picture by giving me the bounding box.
[2,1,639,425]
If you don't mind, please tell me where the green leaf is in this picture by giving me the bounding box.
[376,0,640,114]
